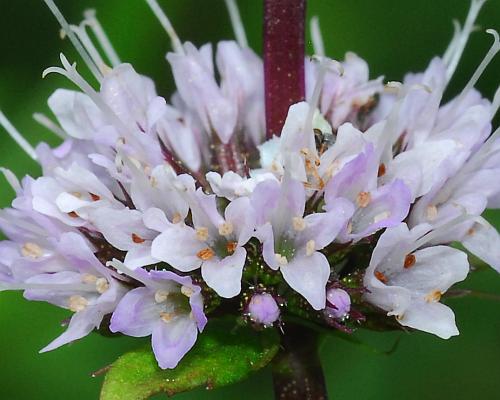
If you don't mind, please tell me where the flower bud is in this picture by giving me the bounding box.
[326,288,351,319]
[247,293,280,326]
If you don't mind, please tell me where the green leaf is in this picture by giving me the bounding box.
[100,319,280,400]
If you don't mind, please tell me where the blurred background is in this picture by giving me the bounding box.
[0,0,499,399]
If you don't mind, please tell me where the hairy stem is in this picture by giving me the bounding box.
[272,324,328,399]
[264,0,306,139]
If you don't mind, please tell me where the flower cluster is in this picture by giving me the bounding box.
[0,0,499,369]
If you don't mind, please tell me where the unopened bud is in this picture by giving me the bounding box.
[326,288,351,319]
[247,293,280,327]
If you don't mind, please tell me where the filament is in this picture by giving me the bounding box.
[84,9,121,67]
[32,113,67,139]
[0,110,37,160]
[445,0,487,83]
[225,0,248,48]
[144,0,184,54]
[310,16,325,57]
[43,0,103,82]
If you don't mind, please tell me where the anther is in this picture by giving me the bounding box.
[425,290,442,303]
[95,277,109,294]
[196,227,209,241]
[275,253,288,266]
[181,285,194,297]
[21,242,43,259]
[373,211,390,224]
[155,290,169,303]
[160,311,175,323]
[404,254,416,269]
[306,240,315,256]
[226,241,238,254]
[81,273,98,284]
[426,205,438,221]
[68,295,89,312]
[197,248,215,261]
[131,233,146,244]
[218,221,234,236]
[375,271,388,284]
[356,191,371,208]
[172,213,182,224]
[292,216,306,231]
[377,163,386,177]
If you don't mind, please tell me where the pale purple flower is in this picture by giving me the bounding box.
[109,261,207,369]
[24,232,126,352]
[324,142,412,241]
[0,0,498,367]
[252,176,354,310]
[364,223,469,339]
[305,52,383,129]
[147,188,255,298]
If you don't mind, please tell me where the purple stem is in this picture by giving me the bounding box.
[264,0,306,139]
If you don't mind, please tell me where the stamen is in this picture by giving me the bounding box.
[224,0,248,48]
[21,242,43,259]
[275,253,288,266]
[32,113,67,139]
[377,163,386,177]
[305,57,343,142]
[83,9,121,67]
[218,221,234,236]
[43,0,103,82]
[89,193,101,201]
[426,205,438,221]
[491,84,500,119]
[70,23,108,75]
[356,191,371,208]
[197,247,215,261]
[442,19,462,66]
[374,271,388,284]
[0,110,37,161]
[144,0,184,54]
[172,213,183,224]
[131,233,146,244]
[445,0,487,83]
[226,241,238,254]
[0,167,22,193]
[155,289,169,303]
[160,311,175,322]
[306,240,315,256]
[310,16,325,57]
[181,285,194,297]
[81,273,98,284]
[43,54,131,136]
[454,29,500,108]
[424,290,442,303]
[95,277,109,294]
[196,227,209,241]
[68,295,89,312]
[373,211,390,224]
[404,254,416,269]
[292,216,306,231]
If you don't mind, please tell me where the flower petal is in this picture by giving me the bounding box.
[201,247,246,298]
[281,251,330,310]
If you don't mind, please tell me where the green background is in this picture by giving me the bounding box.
[0,0,499,399]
